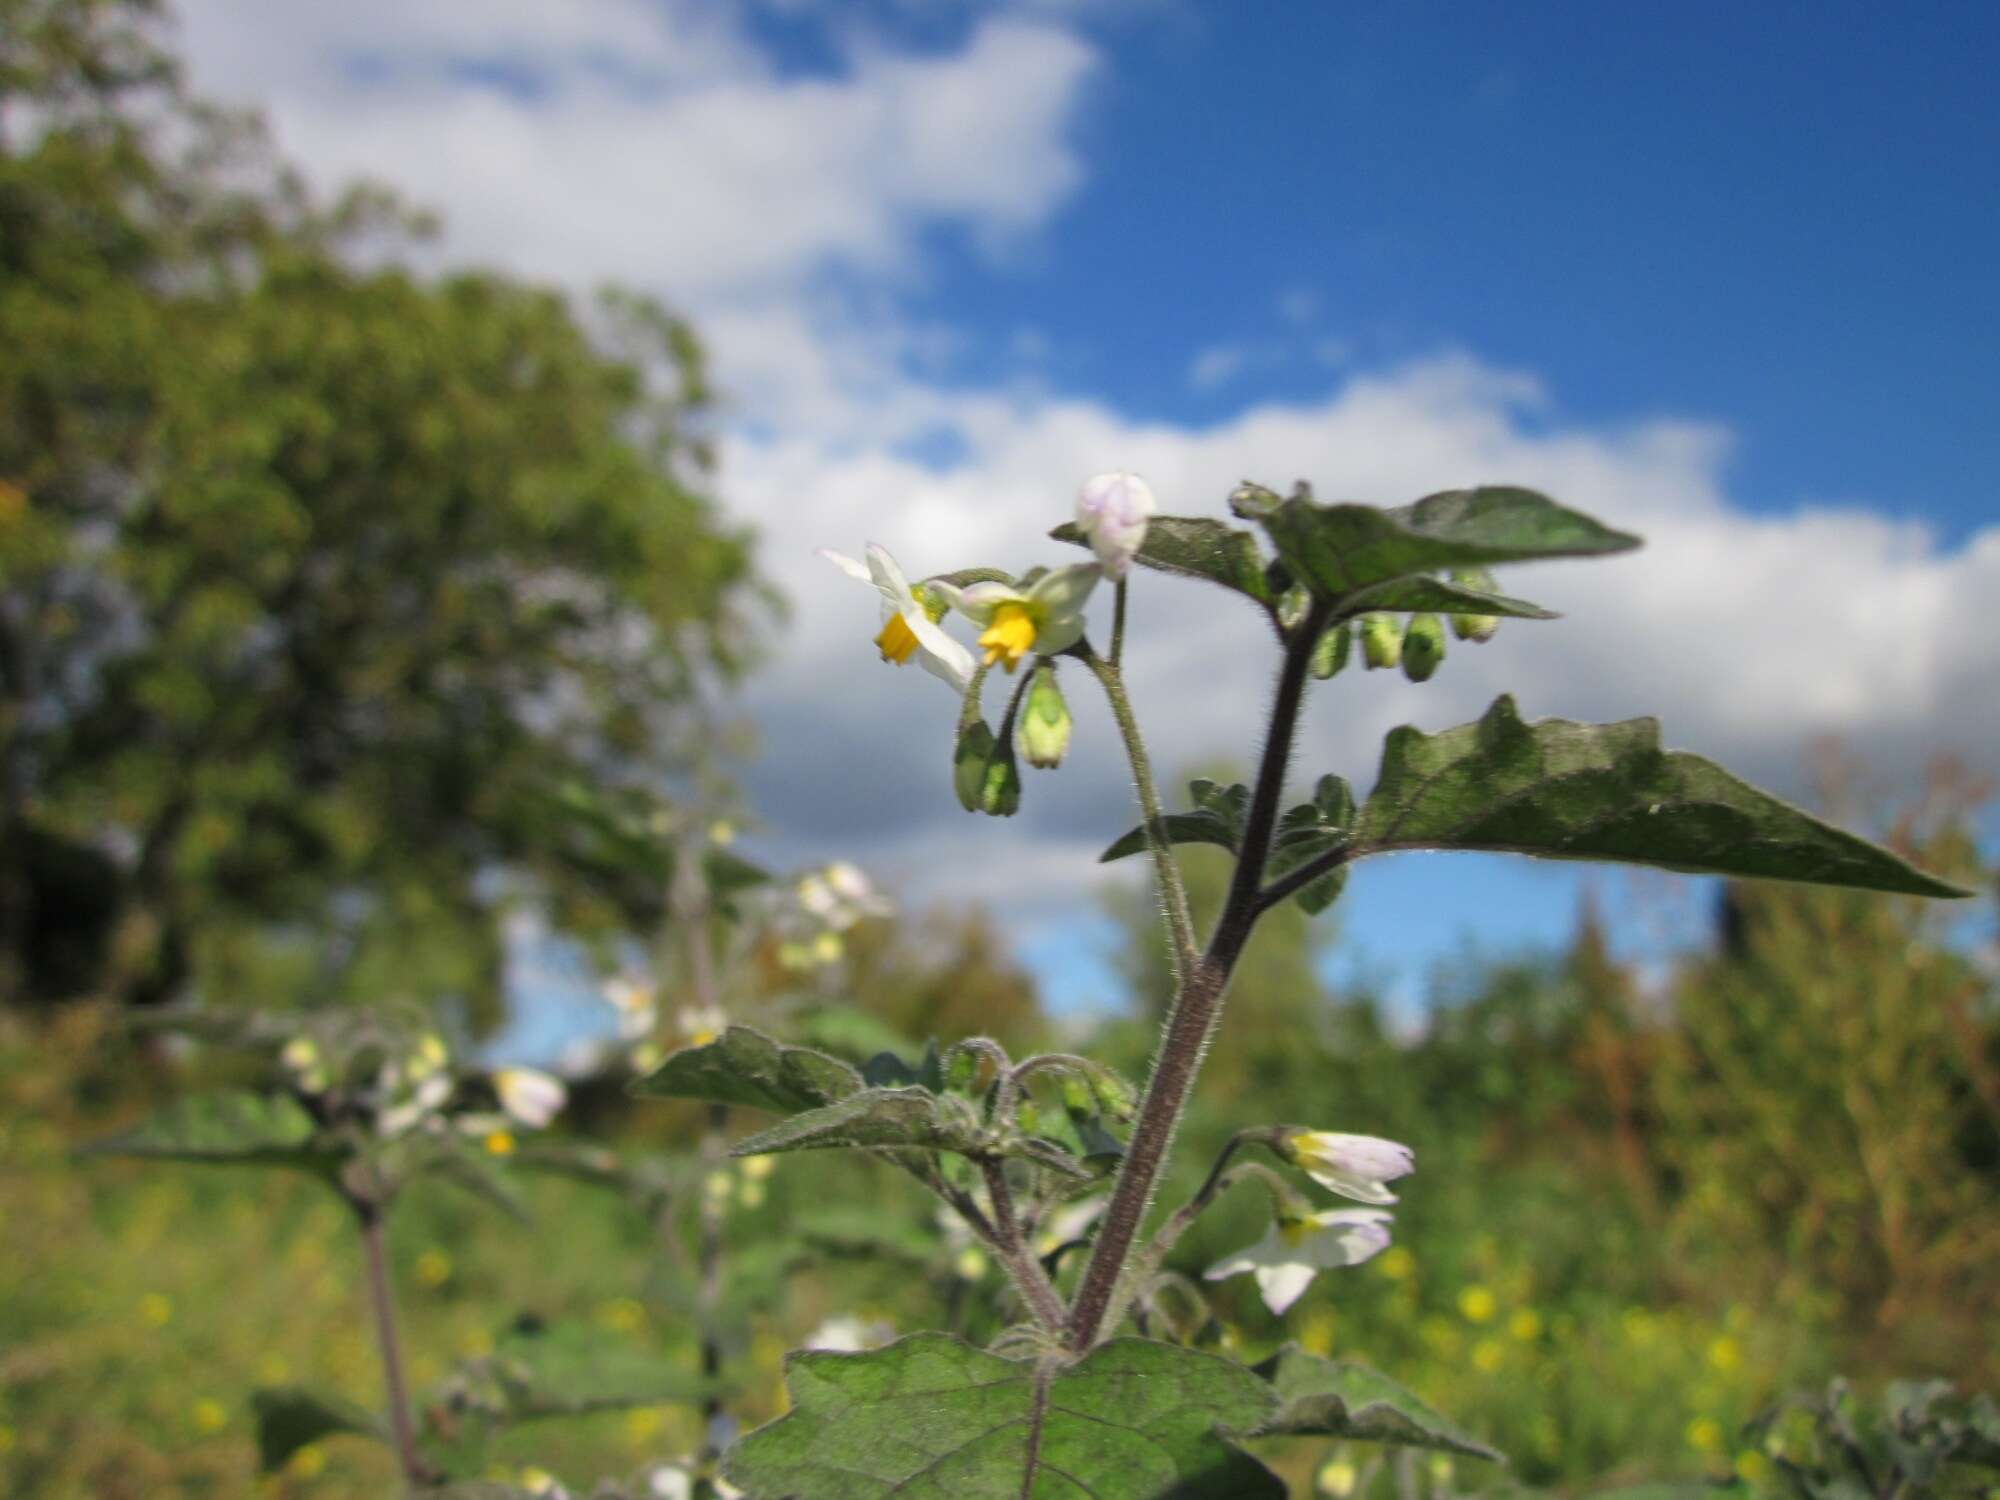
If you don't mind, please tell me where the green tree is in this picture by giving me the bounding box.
[0,0,762,1018]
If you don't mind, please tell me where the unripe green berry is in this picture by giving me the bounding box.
[1060,1074,1093,1117]
[1015,1099,1041,1135]
[1091,1070,1136,1119]
[1016,661,1072,769]
[1359,613,1402,670]
[945,1048,979,1093]
[1448,567,1501,642]
[1402,613,1446,681]
[1311,622,1351,679]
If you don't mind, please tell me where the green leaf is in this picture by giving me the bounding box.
[1251,485,1639,607]
[728,1087,1093,1180]
[249,1386,391,1474]
[1250,1347,1503,1462]
[485,1320,711,1420]
[1269,775,1357,914]
[403,1133,531,1222]
[725,1333,1285,1499]
[80,1091,341,1180]
[1336,572,1558,623]
[632,1026,862,1115]
[1099,778,1251,864]
[1354,696,1972,897]
[1052,516,1273,604]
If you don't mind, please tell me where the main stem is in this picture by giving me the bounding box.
[355,1200,426,1485]
[1065,609,1325,1350]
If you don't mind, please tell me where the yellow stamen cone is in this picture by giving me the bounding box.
[978,603,1037,671]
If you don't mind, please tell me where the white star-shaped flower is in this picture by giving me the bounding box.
[1204,1208,1393,1314]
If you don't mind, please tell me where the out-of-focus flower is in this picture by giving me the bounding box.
[820,543,973,693]
[1204,1208,1394,1314]
[279,1037,329,1094]
[602,975,658,1041]
[494,1067,566,1130]
[1036,1194,1107,1257]
[1283,1130,1415,1205]
[677,1004,727,1048]
[798,861,893,932]
[802,1315,894,1353]
[644,1466,693,1500]
[1075,471,1156,579]
[938,564,1101,673]
[520,1467,570,1500]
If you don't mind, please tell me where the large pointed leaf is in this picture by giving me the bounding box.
[1250,1347,1502,1462]
[728,1087,1093,1180]
[1052,516,1273,604]
[1253,485,1638,606]
[725,1333,1284,1499]
[249,1386,391,1473]
[632,1026,861,1115]
[80,1091,341,1180]
[1354,696,1970,897]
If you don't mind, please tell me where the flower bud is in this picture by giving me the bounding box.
[945,1048,979,1093]
[1401,613,1445,681]
[1448,567,1501,642]
[1075,471,1155,579]
[1016,661,1071,769]
[980,749,1021,817]
[1359,613,1402,670]
[1091,1070,1136,1119]
[1311,622,1351,679]
[1061,1074,1094,1118]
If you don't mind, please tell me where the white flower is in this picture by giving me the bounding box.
[1285,1130,1415,1206]
[802,1315,894,1352]
[677,1004,727,1047]
[1075,471,1156,579]
[1036,1194,1107,1256]
[493,1066,566,1130]
[798,861,893,932]
[644,1467,693,1500]
[1204,1208,1394,1315]
[819,543,974,694]
[376,1059,454,1137]
[937,563,1102,674]
[602,974,658,1041]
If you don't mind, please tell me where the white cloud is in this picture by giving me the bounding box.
[172,2,1097,300]
[161,1,1999,958]
[1187,344,1251,390]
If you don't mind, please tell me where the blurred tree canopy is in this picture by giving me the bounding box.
[0,0,764,1019]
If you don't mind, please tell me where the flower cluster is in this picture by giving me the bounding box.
[1205,1129,1415,1315]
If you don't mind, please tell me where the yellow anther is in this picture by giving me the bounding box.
[978,603,1037,671]
[874,611,921,664]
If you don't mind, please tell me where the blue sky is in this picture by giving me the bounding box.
[171,0,1999,1040]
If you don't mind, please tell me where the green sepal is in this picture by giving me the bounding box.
[249,1386,392,1474]
[1354,695,1972,897]
[631,1025,862,1115]
[1051,515,1272,605]
[1250,1346,1503,1462]
[725,1333,1287,1499]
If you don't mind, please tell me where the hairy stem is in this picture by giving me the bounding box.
[1078,642,1196,969]
[1064,609,1326,1350]
[981,1160,1069,1331]
[355,1200,428,1485]
[1110,577,1128,668]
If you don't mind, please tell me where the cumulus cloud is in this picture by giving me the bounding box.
[163,1,1999,960]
